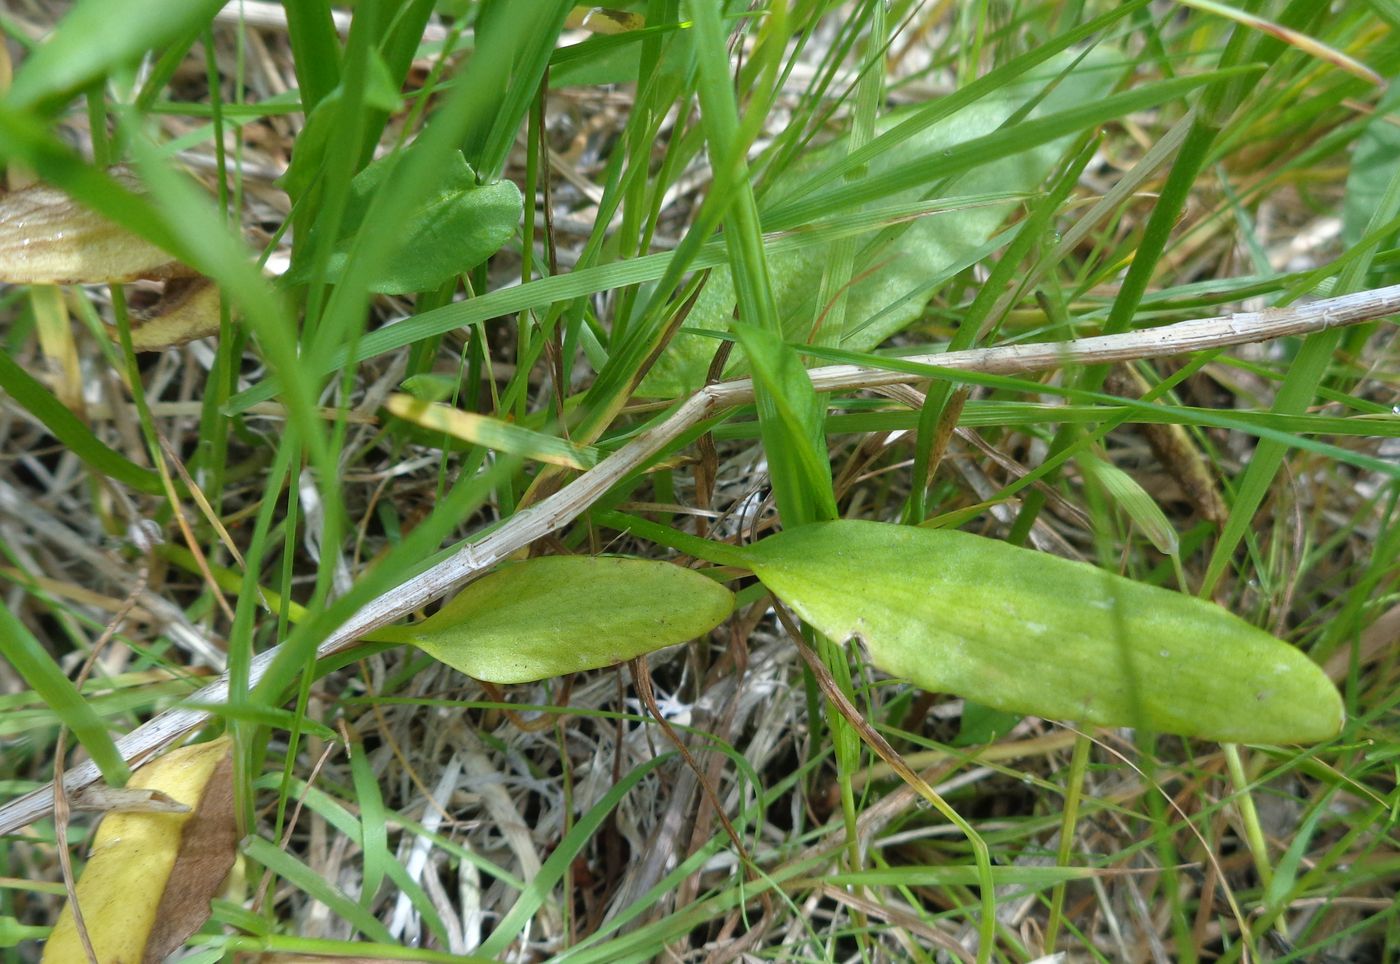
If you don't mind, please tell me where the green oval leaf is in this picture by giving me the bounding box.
[394,556,735,684]
[285,150,522,295]
[744,520,1343,744]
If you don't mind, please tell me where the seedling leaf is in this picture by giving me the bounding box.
[289,149,522,294]
[744,520,1343,744]
[393,556,735,684]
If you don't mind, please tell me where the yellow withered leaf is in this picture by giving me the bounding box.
[42,735,236,964]
[0,171,195,285]
[564,6,645,34]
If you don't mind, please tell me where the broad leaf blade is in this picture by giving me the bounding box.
[639,49,1122,397]
[1343,80,1400,254]
[287,150,523,295]
[42,737,235,964]
[399,556,735,684]
[744,520,1343,744]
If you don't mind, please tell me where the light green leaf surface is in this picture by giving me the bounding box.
[287,150,522,295]
[744,520,1343,744]
[1343,79,1400,250]
[390,556,735,684]
[1079,453,1180,556]
[278,51,403,202]
[639,50,1120,396]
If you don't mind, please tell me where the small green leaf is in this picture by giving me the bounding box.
[278,51,402,202]
[398,373,459,403]
[1079,453,1179,556]
[744,520,1343,744]
[391,556,734,684]
[953,702,1022,747]
[285,149,522,294]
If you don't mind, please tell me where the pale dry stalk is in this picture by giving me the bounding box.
[1,282,1397,834]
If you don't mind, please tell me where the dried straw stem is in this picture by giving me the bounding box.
[2,282,1396,834]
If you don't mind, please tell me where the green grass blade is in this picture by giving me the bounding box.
[476,752,672,958]
[0,350,161,493]
[763,67,1263,230]
[5,0,224,110]
[349,739,390,908]
[282,0,342,112]
[243,835,395,943]
[0,600,128,786]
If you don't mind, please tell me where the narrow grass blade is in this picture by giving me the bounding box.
[0,351,162,493]
[242,835,395,943]
[0,600,129,786]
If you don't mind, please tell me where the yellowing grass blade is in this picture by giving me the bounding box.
[384,394,600,469]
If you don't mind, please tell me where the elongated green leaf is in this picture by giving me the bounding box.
[731,322,837,525]
[282,0,342,113]
[242,836,394,943]
[744,520,1343,744]
[1079,453,1179,556]
[0,350,162,493]
[476,751,672,959]
[822,865,1094,889]
[0,600,129,785]
[388,556,735,684]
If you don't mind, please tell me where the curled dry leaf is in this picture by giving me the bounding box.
[42,735,236,964]
[128,276,223,350]
[0,173,226,350]
[0,171,195,285]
